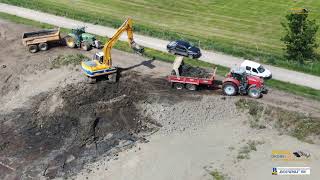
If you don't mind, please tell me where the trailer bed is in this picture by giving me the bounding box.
[167,67,217,91]
[167,75,215,85]
[22,29,61,46]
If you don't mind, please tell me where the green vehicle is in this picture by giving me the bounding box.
[64,27,101,51]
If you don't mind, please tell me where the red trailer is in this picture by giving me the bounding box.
[167,67,217,91]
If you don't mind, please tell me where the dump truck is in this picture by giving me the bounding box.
[167,56,268,98]
[22,28,61,53]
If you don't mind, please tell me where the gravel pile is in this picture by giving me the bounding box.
[140,95,239,135]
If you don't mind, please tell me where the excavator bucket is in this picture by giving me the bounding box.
[131,41,144,54]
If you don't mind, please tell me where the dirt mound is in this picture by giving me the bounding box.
[0,72,171,179]
[180,64,210,78]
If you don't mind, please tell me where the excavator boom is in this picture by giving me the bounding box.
[103,18,143,67]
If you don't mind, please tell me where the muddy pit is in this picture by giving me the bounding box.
[0,72,187,179]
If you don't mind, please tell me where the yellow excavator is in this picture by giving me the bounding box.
[81,17,144,82]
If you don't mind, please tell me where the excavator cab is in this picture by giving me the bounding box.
[93,52,104,64]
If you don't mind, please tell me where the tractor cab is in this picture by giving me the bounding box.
[229,67,248,92]
[72,27,86,36]
[229,67,247,82]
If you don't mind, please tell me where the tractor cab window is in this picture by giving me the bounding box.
[231,72,243,82]
[252,68,258,73]
[257,65,265,73]
[246,66,251,71]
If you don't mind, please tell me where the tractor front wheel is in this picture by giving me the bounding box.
[65,36,76,48]
[222,82,238,96]
[81,42,92,51]
[248,87,261,99]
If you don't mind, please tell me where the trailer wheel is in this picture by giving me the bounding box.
[186,84,197,91]
[248,87,261,99]
[174,83,184,90]
[222,82,238,96]
[38,43,48,51]
[28,45,38,53]
[65,36,76,48]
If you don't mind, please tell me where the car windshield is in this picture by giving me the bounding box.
[257,65,265,73]
[179,41,190,48]
[169,41,177,46]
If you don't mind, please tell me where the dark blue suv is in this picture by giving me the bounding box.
[167,40,201,59]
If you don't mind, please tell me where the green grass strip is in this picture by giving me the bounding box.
[1,0,320,76]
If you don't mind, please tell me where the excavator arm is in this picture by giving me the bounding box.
[103,18,144,67]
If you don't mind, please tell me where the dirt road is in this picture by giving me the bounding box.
[1,20,320,180]
[1,3,320,90]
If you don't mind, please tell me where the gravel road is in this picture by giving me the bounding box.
[1,3,320,90]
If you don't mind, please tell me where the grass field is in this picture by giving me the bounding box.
[1,0,320,76]
[1,12,320,101]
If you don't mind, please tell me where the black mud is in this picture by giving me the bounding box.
[0,72,192,179]
[180,64,211,78]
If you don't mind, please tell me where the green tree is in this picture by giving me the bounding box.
[281,9,319,64]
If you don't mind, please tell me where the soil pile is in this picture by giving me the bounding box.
[180,64,210,78]
[0,72,167,179]
[140,95,238,135]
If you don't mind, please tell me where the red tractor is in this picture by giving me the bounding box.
[222,67,268,98]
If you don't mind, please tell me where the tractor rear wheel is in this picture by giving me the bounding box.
[38,43,48,51]
[28,45,38,53]
[65,36,76,48]
[222,82,238,96]
[173,83,184,90]
[186,84,197,91]
[81,42,92,51]
[248,87,261,99]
